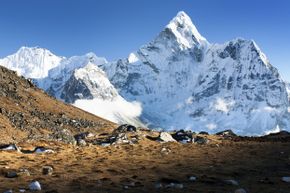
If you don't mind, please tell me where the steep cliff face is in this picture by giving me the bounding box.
[102,11,289,135]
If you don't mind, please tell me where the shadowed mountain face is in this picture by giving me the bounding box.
[0,11,289,135]
[0,65,116,144]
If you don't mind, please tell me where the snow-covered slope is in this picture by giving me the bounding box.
[0,47,64,79]
[66,63,143,125]
[0,11,289,135]
[286,82,290,101]
[0,49,143,126]
[37,53,107,98]
[39,53,144,126]
[102,11,290,135]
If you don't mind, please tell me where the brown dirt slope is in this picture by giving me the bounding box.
[0,66,116,144]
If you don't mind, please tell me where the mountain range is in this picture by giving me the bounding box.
[0,11,289,135]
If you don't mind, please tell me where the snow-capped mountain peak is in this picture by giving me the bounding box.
[0,46,64,79]
[62,62,118,103]
[0,11,289,135]
[166,11,208,48]
[102,12,290,135]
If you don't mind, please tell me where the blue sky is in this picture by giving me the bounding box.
[0,0,289,80]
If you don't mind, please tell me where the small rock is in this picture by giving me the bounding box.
[113,133,130,144]
[158,178,183,189]
[115,124,137,133]
[194,136,209,145]
[171,130,193,143]
[161,147,171,155]
[216,129,237,137]
[224,179,239,186]
[282,176,290,183]
[42,166,53,175]
[18,168,30,176]
[74,132,94,140]
[34,147,54,154]
[189,176,197,181]
[19,189,25,193]
[5,171,18,178]
[159,132,176,142]
[235,188,247,193]
[29,181,41,191]
[199,131,209,135]
[174,183,184,189]
[3,190,13,193]
[101,143,110,147]
[155,183,162,189]
[76,139,87,146]
[0,144,20,152]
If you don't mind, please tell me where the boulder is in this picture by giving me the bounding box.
[194,136,209,145]
[171,130,193,143]
[3,190,13,193]
[188,176,197,182]
[199,131,209,135]
[50,129,76,145]
[159,132,176,142]
[76,139,87,146]
[29,181,41,191]
[115,124,137,133]
[42,166,53,175]
[74,132,94,140]
[113,133,130,144]
[157,178,183,189]
[34,147,54,154]
[5,171,18,178]
[282,176,290,183]
[235,188,247,193]
[216,130,237,137]
[18,168,30,176]
[224,179,239,186]
[0,144,20,152]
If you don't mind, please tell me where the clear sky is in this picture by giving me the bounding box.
[0,0,289,80]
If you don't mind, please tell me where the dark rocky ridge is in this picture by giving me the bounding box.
[0,66,116,144]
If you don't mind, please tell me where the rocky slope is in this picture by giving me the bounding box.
[0,65,116,144]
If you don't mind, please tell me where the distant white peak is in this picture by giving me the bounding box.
[0,46,64,79]
[83,52,108,65]
[166,11,208,48]
[16,46,63,58]
[128,53,139,63]
[74,62,106,79]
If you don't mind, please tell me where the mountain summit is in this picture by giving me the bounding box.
[166,11,208,47]
[0,47,64,79]
[102,11,289,135]
[0,11,289,135]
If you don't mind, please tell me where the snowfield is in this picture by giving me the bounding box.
[74,97,143,126]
